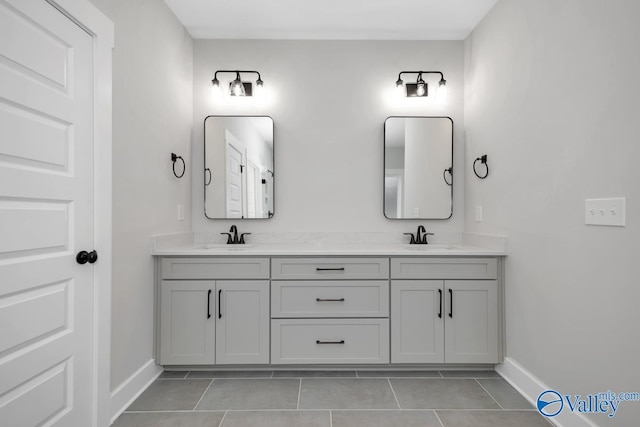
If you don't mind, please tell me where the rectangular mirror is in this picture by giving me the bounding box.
[204,116,274,219]
[384,116,453,219]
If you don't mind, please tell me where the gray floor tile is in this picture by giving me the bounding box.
[159,370,189,379]
[188,370,273,378]
[273,370,356,378]
[332,410,441,427]
[437,410,551,427]
[299,378,398,410]
[390,379,500,409]
[221,410,330,427]
[440,370,500,378]
[196,379,299,410]
[477,378,534,409]
[357,370,441,378]
[126,379,211,411]
[113,411,225,427]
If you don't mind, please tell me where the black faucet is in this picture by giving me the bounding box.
[220,225,251,244]
[404,225,434,245]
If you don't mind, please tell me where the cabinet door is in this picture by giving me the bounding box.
[444,280,498,363]
[160,281,215,365]
[391,280,444,363]
[216,280,270,364]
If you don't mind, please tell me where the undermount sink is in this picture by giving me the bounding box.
[403,244,458,250]
[199,243,255,249]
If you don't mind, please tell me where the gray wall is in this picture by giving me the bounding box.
[88,0,193,391]
[192,40,464,231]
[465,0,640,425]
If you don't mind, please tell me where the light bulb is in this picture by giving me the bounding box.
[395,78,405,97]
[416,73,426,96]
[437,78,448,101]
[211,78,222,98]
[254,78,264,97]
[229,72,245,96]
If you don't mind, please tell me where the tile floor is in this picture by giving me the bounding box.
[113,370,552,427]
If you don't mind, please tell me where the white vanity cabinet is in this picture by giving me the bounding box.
[390,258,501,364]
[155,252,504,368]
[157,258,270,365]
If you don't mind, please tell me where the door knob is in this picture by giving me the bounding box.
[76,250,98,265]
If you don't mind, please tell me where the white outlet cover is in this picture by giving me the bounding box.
[475,206,483,222]
[585,198,625,227]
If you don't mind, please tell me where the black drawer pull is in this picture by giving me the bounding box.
[316,298,345,302]
[316,340,345,345]
[207,289,212,319]
[438,289,442,319]
[218,289,222,319]
[316,267,345,271]
[449,288,453,318]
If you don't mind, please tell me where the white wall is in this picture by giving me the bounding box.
[192,40,464,233]
[465,1,640,425]
[88,0,193,392]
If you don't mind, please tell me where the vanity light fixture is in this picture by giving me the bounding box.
[211,70,264,97]
[395,71,447,98]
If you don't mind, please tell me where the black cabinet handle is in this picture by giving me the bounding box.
[438,289,442,318]
[207,289,212,319]
[316,267,345,271]
[316,340,345,345]
[316,298,345,302]
[218,289,222,319]
[448,288,453,318]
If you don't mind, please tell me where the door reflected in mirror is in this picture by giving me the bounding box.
[204,116,274,219]
[384,117,453,219]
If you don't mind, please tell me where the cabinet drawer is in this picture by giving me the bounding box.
[271,319,389,364]
[271,281,389,318]
[161,257,270,279]
[391,258,497,280]
[271,258,389,280]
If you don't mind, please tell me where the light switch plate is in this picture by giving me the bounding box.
[585,198,625,227]
[475,206,483,222]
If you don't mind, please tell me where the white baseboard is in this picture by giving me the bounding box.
[109,359,163,425]
[497,357,598,427]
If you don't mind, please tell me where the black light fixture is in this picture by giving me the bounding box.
[211,70,263,97]
[395,71,447,98]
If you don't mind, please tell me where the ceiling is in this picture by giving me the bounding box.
[163,0,498,40]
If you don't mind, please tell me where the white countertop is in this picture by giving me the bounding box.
[151,242,506,257]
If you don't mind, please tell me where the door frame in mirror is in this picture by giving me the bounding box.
[203,115,275,220]
[383,116,453,220]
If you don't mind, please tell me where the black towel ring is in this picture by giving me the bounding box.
[204,168,212,186]
[171,153,185,178]
[443,167,453,186]
[473,155,489,179]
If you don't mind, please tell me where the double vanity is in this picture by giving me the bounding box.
[155,114,504,369]
[153,241,505,369]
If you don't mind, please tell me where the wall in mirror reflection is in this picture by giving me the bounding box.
[204,116,274,219]
[384,117,453,219]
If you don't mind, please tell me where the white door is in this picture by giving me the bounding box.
[0,0,95,425]
[444,280,499,363]
[391,280,444,363]
[225,132,244,218]
[216,281,270,364]
[160,281,215,365]
[246,160,261,218]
